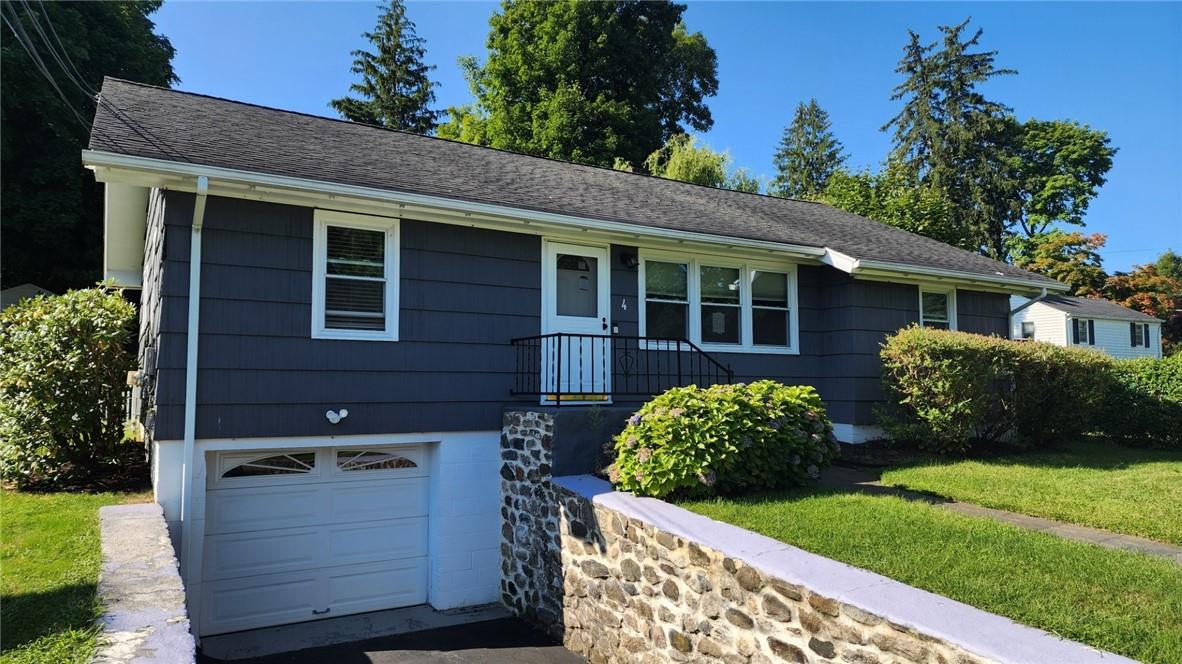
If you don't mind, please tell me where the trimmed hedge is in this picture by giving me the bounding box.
[0,287,139,487]
[1102,354,1182,448]
[607,380,839,498]
[879,326,1112,453]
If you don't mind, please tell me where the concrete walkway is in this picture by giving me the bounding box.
[822,465,1182,564]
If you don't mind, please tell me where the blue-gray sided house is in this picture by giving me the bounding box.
[85,78,1066,638]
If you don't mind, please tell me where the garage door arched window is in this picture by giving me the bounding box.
[222,453,316,478]
[336,449,418,471]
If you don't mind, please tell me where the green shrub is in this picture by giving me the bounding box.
[607,380,839,498]
[1101,354,1182,448]
[0,287,139,487]
[879,326,1112,453]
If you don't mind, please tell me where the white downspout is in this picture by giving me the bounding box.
[180,176,208,625]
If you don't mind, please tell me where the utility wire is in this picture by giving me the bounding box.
[0,2,91,127]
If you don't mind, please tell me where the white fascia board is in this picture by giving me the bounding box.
[103,183,149,288]
[83,150,827,260]
[854,259,1068,294]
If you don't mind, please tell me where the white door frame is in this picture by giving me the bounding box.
[540,239,612,402]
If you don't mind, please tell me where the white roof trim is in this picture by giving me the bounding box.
[82,149,1066,293]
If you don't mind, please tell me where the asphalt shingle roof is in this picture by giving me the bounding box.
[89,78,1061,289]
[1037,295,1161,322]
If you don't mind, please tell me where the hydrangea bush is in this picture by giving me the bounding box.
[606,380,839,498]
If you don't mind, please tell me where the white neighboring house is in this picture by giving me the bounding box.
[1010,294,1163,359]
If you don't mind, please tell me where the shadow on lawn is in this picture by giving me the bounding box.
[0,582,101,652]
[839,438,1182,473]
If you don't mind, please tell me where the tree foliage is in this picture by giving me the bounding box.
[635,133,762,193]
[821,166,968,249]
[1011,230,1108,296]
[0,288,140,487]
[437,0,718,169]
[1102,263,1182,353]
[770,99,845,198]
[882,19,1114,259]
[1006,119,1115,237]
[1,1,175,293]
[330,0,439,133]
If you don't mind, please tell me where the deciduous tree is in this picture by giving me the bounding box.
[437,1,718,169]
[821,166,968,250]
[331,0,439,133]
[1,1,175,292]
[1011,231,1108,296]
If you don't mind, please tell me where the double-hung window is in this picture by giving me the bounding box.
[919,288,956,330]
[1130,322,1150,347]
[643,261,689,339]
[639,253,798,354]
[1072,318,1094,345]
[312,210,399,341]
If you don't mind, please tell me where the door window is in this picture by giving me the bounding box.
[555,253,599,317]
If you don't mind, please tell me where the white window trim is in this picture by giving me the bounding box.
[311,209,400,341]
[919,286,957,330]
[637,249,800,355]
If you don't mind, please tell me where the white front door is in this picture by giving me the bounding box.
[199,446,429,636]
[542,240,611,401]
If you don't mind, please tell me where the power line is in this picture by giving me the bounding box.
[0,2,91,127]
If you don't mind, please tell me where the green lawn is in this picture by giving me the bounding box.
[682,490,1182,664]
[1,490,149,664]
[880,441,1182,545]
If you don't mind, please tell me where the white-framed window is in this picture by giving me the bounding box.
[311,210,400,341]
[638,251,798,354]
[919,287,956,330]
[1020,321,1035,339]
[1072,318,1094,345]
[1131,322,1150,347]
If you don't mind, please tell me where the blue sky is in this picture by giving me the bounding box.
[153,1,1181,272]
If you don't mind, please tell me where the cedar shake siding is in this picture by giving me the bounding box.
[140,191,1015,441]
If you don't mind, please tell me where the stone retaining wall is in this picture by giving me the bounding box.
[95,503,195,664]
[499,410,1132,664]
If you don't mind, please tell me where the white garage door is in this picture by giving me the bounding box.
[200,446,429,636]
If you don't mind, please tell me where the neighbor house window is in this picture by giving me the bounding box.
[643,261,688,339]
[919,288,956,330]
[1131,322,1150,347]
[1020,321,1035,339]
[1072,318,1094,345]
[312,210,399,340]
[638,253,798,353]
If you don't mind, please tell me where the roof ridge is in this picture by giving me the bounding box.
[98,77,827,207]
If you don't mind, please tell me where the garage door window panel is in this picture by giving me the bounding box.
[221,453,316,478]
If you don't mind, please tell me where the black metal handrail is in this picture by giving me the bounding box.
[509,333,734,404]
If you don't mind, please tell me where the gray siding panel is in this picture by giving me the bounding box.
[154,193,539,439]
[958,290,1010,337]
[148,192,1010,439]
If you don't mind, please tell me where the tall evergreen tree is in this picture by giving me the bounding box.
[883,19,1017,258]
[331,0,439,133]
[770,99,845,199]
[1,1,175,292]
[437,0,718,169]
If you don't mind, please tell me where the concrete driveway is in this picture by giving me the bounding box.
[198,618,584,664]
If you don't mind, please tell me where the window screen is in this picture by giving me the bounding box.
[752,270,790,346]
[325,225,386,330]
[921,292,950,329]
[700,265,741,344]
[644,261,688,339]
